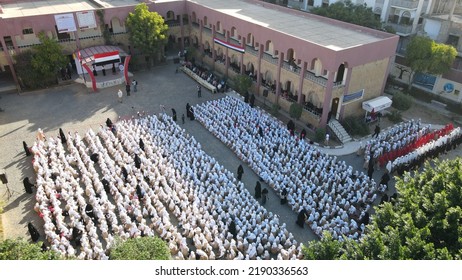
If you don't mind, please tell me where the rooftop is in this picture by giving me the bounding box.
[191,0,392,50]
[0,0,141,18]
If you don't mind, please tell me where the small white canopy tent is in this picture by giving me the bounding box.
[362,96,392,112]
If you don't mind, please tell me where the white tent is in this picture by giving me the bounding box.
[362,96,392,112]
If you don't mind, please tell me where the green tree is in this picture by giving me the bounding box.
[125,3,168,68]
[311,1,382,30]
[233,74,253,96]
[302,158,462,260]
[405,36,457,90]
[14,32,67,89]
[289,102,303,119]
[109,236,171,260]
[0,238,63,260]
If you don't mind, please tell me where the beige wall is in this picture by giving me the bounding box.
[279,67,300,93]
[343,57,390,117]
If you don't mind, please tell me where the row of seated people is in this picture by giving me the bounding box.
[31,113,301,260]
[391,126,462,174]
[194,96,385,241]
[184,62,227,93]
[362,119,431,163]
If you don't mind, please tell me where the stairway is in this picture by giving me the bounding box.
[328,119,352,144]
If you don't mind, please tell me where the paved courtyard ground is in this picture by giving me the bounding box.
[0,59,460,250]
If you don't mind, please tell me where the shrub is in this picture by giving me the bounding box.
[270,103,280,116]
[109,236,171,260]
[289,103,303,119]
[387,110,403,123]
[341,116,370,137]
[0,238,63,260]
[392,92,413,111]
[314,128,326,143]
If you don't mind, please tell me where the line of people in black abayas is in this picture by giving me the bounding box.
[23,177,36,194]
[28,222,40,242]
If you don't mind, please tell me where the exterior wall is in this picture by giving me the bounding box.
[343,57,391,117]
[433,75,462,103]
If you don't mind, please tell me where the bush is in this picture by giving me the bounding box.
[387,110,403,123]
[109,236,171,260]
[0,238,63,260]
[314,128,326,143]
[289,103,303,119]
[392,92,413,111]
[341,116,370,137]
[270,103,280,116]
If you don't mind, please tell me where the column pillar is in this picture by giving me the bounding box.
[297,62,307,104]
[256,44,263,95]
[275,52,284,97]
[319,71,335,128]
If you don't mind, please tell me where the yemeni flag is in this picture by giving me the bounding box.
[94,51,120,66]
[213,37,245,53]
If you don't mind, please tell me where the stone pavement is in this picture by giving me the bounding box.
[1,59,460,249]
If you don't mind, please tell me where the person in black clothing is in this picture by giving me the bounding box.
[197,85,201,98]
[296,208,307,228]
[287,120,295,132]
[280,188,288,205]
[28,222,40,242]
[261,188,269,205]
[139,138,145,152]
[186,103,191,118]
[23,177,35,194]
[136,185,145,200]
[237,164,244,180]
[367,164,374,179]
[249,94,255,108]
[189,107,195,120]
[380,193,389,204]
[23,141,31,156]
[300,129,306,139]
[244,92,249,103]
[90,153,99,163]
[85,204,94,219]
[372,125,380,138]
[106,118,113,128]
[380,172,391,188]
[134,154,141,169]
[361,212,370,225]
[126,83,131,96]
[255,181,262,199]
[102,178,110,194]
[182,114,185,124]
[121,166,128,182]
[171,108,177,122]
[228,219,237,239]
[258,126,264,137]
[59,128,67,145]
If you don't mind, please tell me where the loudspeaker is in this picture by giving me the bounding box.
[0,173,8,184]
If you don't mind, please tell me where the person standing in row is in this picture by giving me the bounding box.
[197,85,201,98]
[132,79,138,92]
[117,89,123,103]
[126,83,131,96]
[237,164,244,181]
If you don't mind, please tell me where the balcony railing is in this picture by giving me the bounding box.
[282,61,301,74]
[387,23,413,35]
[192,22,200,28]
[390,0,419,9]
[262,52,278,65]
[215,32,225,40]
[304,71,344,88]
[245,45,258,56]
[229,37,240,45]
[166,20,181,27]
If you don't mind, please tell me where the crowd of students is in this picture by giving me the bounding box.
[194,96,386,240]
[29,113,300,260]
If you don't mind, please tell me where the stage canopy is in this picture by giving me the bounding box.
[362,96,392,112]
[74,45,128,74]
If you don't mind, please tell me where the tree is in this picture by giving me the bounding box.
[405,36,457,90]
[14,32,67,89]
[0,238,63,260]
[109,236,171,260]
[125,3,168,68]
[289,102,303,119]
[233,74,253,96]
[302,158,462,260]
[311,1,382,30]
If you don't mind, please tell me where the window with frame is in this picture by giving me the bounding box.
[22,28,33,35]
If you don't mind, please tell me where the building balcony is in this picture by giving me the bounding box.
[386,22,414,35]
[262,52,278,65]
[245,45,258,56]
[390,0,419,9]
[192,22,200,28]
[282,60,301,74]
[166,20,180,27]
[304,71,344,88]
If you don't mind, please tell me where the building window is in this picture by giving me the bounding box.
[22,28,33,35]
[3,36,13,47]
[447,35,459,48]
